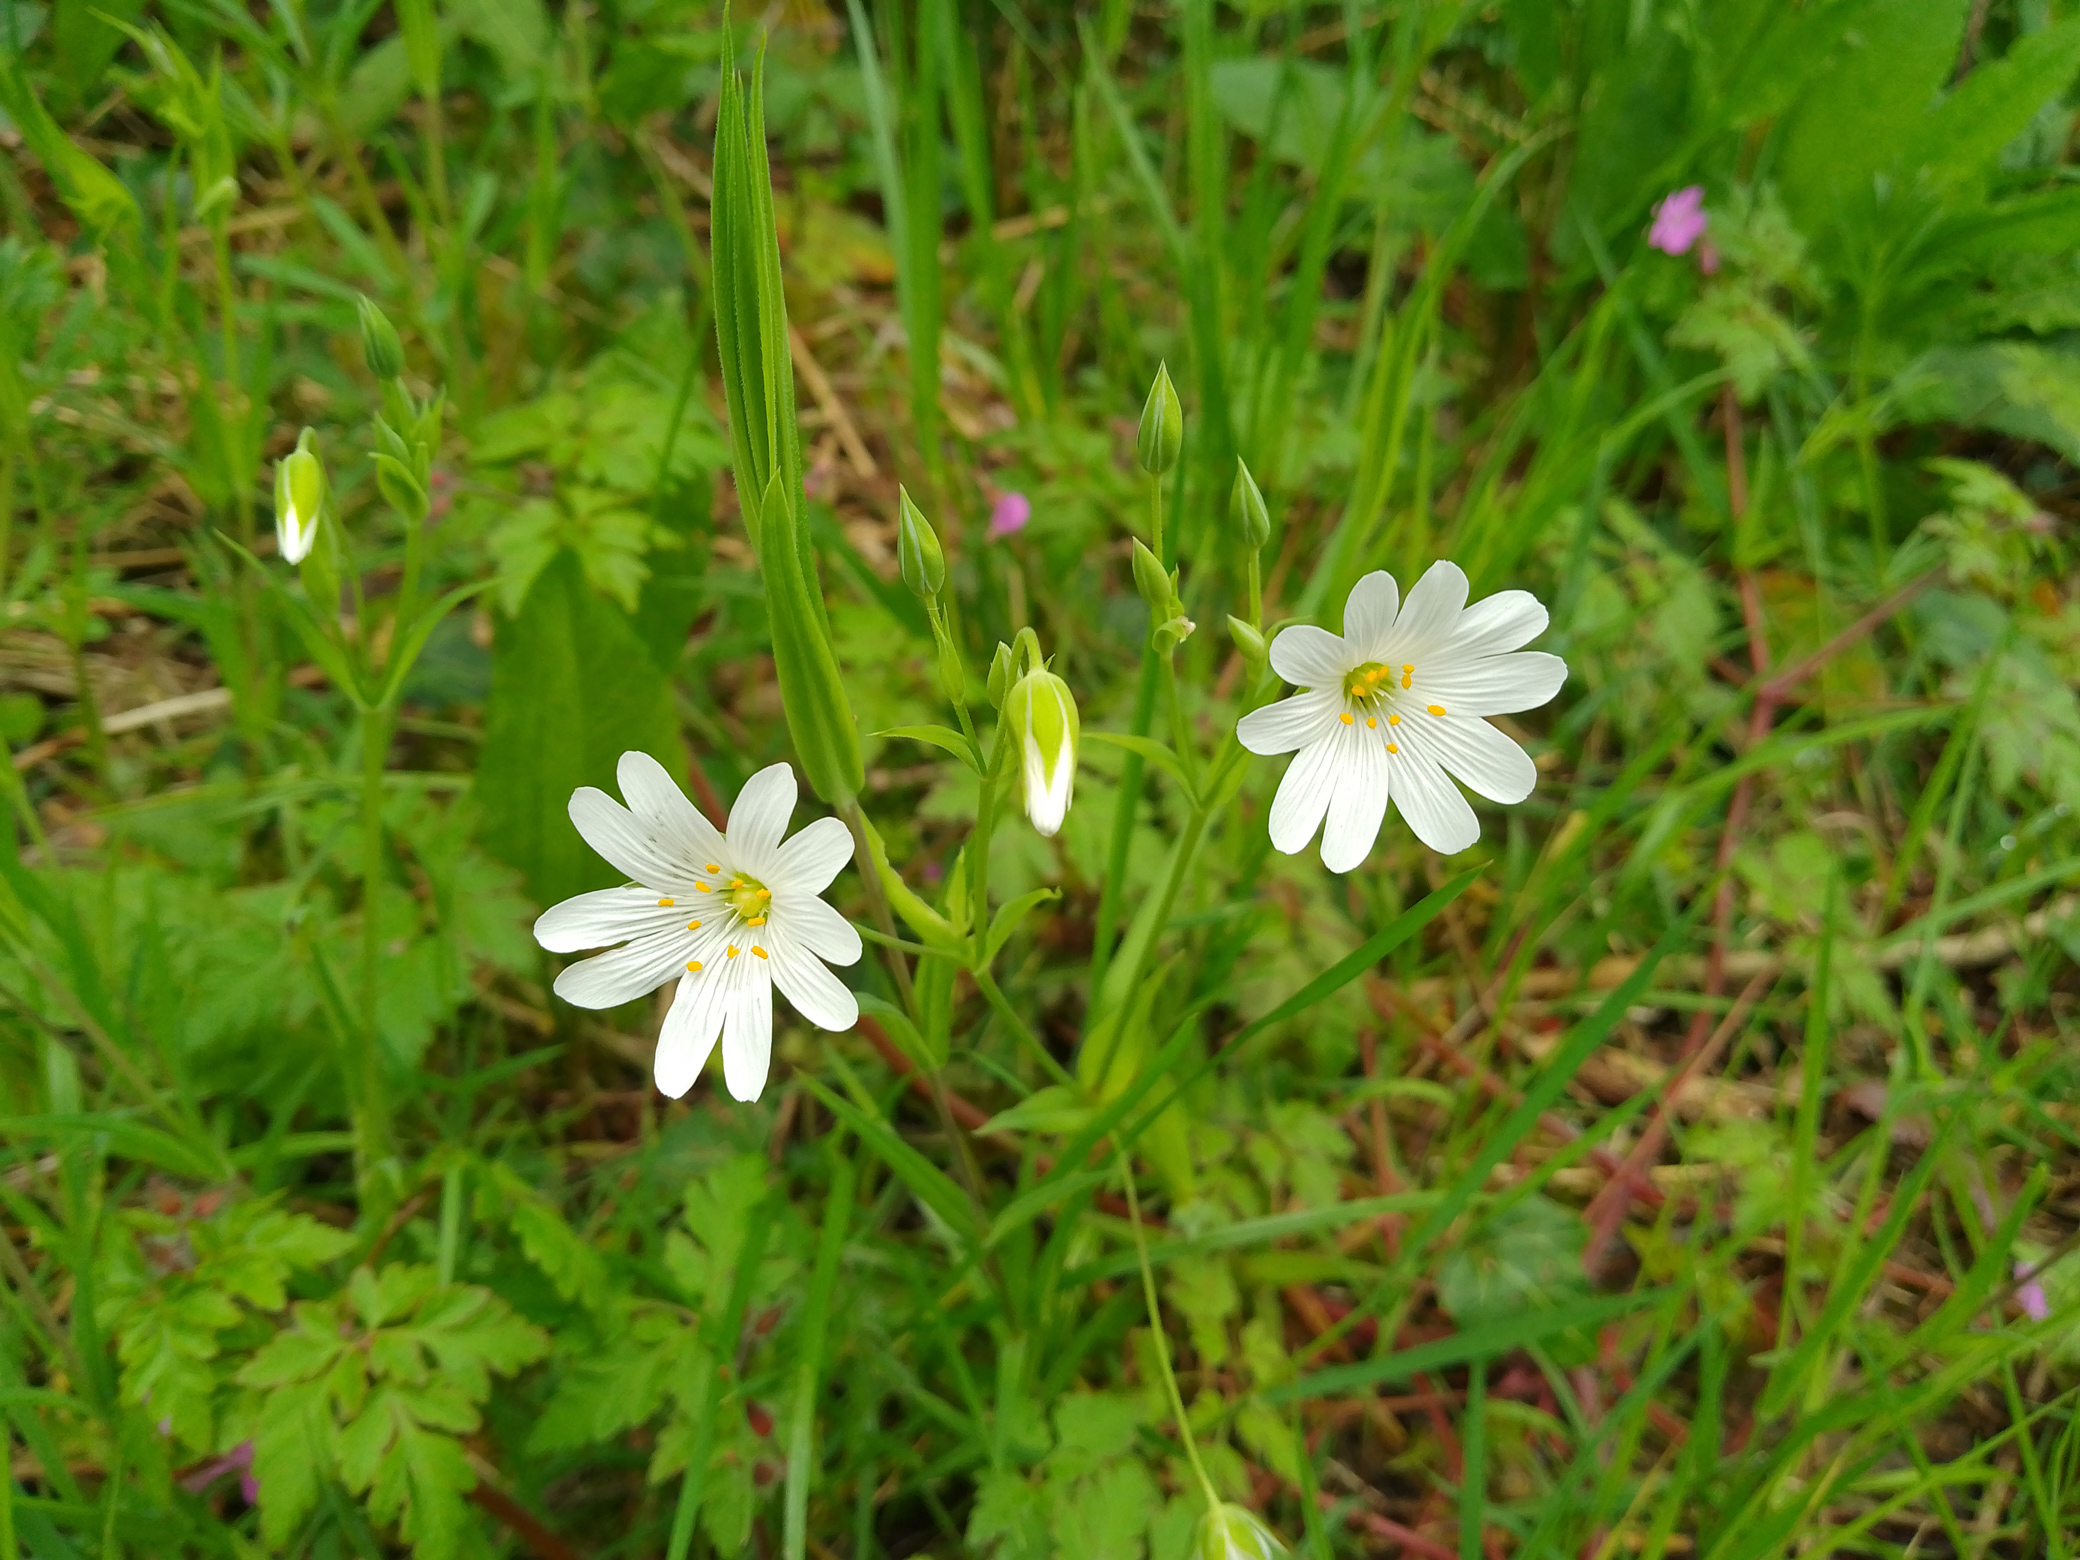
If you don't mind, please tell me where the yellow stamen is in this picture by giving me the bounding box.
[687,919,702,931]
[695,882,712,893]
[752,946,768,959]
[657,897,675,907]
[706,863,720,873]
[747,916,766,926]
[1366,716,1377,728]
[1401,675,1413,689]
[1339,712,1353,725]
[1428,704,1446,717]
[686,959,702,972]
[1387,743,1399,754]
[1388,713,1401,726]
[726,945,739,958]
[1402,663,1414,672]
[758,888,771,899]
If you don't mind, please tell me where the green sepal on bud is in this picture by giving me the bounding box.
[1194,1503,1286,1560]
[987,642,1014,709]
[356,294,406,381]
[759,469,866,806]
[1001,641,1079,838]
[1131,537,1194,652]
[897,485,946,599]
[1136,361,1183,475]
[274,429,325,566]
[1226,614,1266,666]
[1231,457,1270,550]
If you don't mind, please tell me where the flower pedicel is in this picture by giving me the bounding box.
[1238,560,1566,869]
[534,753,862,1101]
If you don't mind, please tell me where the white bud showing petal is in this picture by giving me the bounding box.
[1004,662,1079,838]
[274,432,325,565]
[1194,1503,1286,1560]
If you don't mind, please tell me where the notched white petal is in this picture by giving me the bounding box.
[774,814,855,895]
[1448,590,1548,658]
[1389,559,1470,654]
[569,787,683,888]
[1267,737,1339,855]
[1425,716,1537,804]
[552,927,694,1009]
[783,894,864,965]
[1266,624,1351,689]
[721,968,775,1102]
[534,886,672,952]
[1419,650,1567,716]
[1237,690,1340,755]
[1389,745,1481,856]
[653,973,725,1099]
[769,935,859,1032]
[1341,571,1401,662]
[618,750,727,865]
[727,762,797,870]
[1320,733,1389,874]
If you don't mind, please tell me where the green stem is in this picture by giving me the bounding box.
[357,705,397,1174]
[1117,1145,1221,1517]
[975,966,1076,1090]
[840,800,916,1016]
[1089,649,1158,1000]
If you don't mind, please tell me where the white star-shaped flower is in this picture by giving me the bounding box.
[533,753,862,1102]
[1237,561,1566,870]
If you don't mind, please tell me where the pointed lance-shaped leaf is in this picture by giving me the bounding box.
[760,470,864,805]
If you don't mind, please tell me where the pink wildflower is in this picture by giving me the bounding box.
[1648,186,1708,257]
[2016,1261,2050,1323]
[183,1440,259,1505]
[988,490,1031,539]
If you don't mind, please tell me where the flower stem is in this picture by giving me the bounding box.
[357,704,397,1176]
[1117,1144,1222,1518]
[839,799,916,1016]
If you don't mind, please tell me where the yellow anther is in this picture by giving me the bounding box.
[687,919,702,931]
[1387,743,1399,754]
[686,959,702,972]
[657,897,675,907]
[695,882,712,893]
[758,888,770,898]
[1366,717,1377,728]
[1401,675,1413,689]
[1427,704,1446,717]
[747,916,766,926]
[1388,713,1401,726]
[706,863,720,873]
[1339,712,1353,725]
[1402,663,1414,672]
[726,945,739,958]
[752,946,768,960]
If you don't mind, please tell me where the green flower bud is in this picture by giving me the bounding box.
[1226,614,1266,665]
[274,429,325,565]
[1002,659,1080,838]
[1130,537,1171,612]
[897,485,946,598]
[1195,1504,1286,1560]
[357,294,406,381]
[1136,361,1183,475]
[936,631,968,707]
[1231,457,1270,550]
[987,642,1014,709]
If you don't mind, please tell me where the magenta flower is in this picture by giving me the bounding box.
[2016,1261,2050,1322]
[988,491,1031,539]
[1648,186,1708,257]
[183,1439,259,1505]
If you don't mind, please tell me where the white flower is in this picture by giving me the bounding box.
[1195,1503,1285,1560]
[1237,561,1565,869]
[1004,660,1079,837]
[533,753,863,1102]
[274,444,322,565]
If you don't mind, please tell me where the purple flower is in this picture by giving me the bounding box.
[1648,186,1708,257]
[988,491,1031,539]
[183,1440,259,1505]
[2016,1261,2050,1322]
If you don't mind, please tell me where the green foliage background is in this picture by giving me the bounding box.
[1,0,2079,1555]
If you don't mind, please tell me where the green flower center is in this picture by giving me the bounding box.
[722,872,772,924]
[1342,660,1414,701]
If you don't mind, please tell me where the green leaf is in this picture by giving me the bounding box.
[876,723,983,772]
[859,990,945,1070]
[372,577,498,710]
[476,551,688,907]
[1906,17,2080,191]
[978,1085,1092,1138]
[984,887,1060,964]
[759,475,866,805]
[251,1375,337,1548]
[807,1061,977,1246]
[1083,731,1196,801]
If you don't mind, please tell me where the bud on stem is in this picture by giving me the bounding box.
[357,295,406,382]
[1136,362,1182,476]
[897,485,946,599]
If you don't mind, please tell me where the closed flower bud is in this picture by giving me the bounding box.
[897,485,946,599]
[356,294,406,381]
[1231,457,1270,549]
[1136,361,1183,475]
[1130,537,1171,611]
[274,430,325,565]
[1226,614,1266,665]
[987,642,1014,709]
[1003,661,1079,837]
[1195,1503,1286,1560]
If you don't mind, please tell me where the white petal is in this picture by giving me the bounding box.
[653,973,726,1098]
[534,886,681,953]
[1267,736,1340,855]
[1341,571,1401,662]
[1237,689,1340,755]
[618,751,727,869]
[721,958,775,1102]
[1388,745,1481,855]
[1321,730,1389,873]
[569,788,690,890]
[1422,716,1538,804]
[781,894,863,965]
[1267,624,1351,688]
[727,762,797,873]
[1448,590,1548,657]
[768,931,859,1031]
[552,926,695,1009]
[1419,651,1568,716]
[1023,731,1073,837]
[773,815,854,895]
[1387,560,1469,656]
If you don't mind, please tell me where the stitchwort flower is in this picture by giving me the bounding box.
[1003,647,1080,837]
[1237,561,1565,868]
[273,433,323,565]
[534,753,862,1102]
